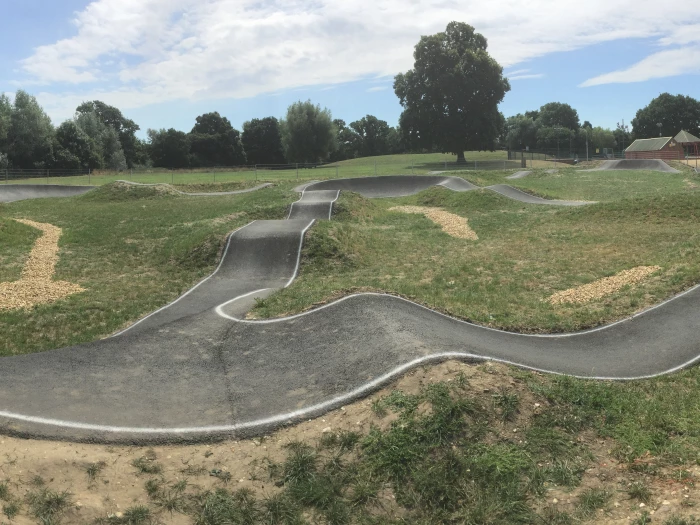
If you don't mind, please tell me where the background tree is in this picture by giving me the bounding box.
[241,117,285,165]
[189,112,246,167]
[279,100,336,163]
[76,101,140,167]
[632,93,700,139]
[536,102,580,130]
[0,94,11,169]
[350,115,392,157]
[74,111,127,170]
[53,121,102,169]
[147,128,190,168]
[329,119,360,161]
[6,90,54,168]
[505,114,538,150]
[393,22,510,162]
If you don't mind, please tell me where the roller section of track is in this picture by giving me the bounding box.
[305,175,477,197]
[115,180,273,195]
[506,171,531,180]
[0,184,95,203]
[486,184,592,206]
[586,159,680,173]
[288,190,339,220]
[3,174,697,444]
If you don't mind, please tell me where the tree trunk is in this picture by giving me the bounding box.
[456,151,466,164]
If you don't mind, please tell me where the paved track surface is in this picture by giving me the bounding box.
[0,184,95,203]
[506,171,531,179]
[586,159,680,173]
[0,175,695,443]
[485,185,591,206]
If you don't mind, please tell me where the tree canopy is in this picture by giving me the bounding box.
[393,22,510,161]
[242,117,286,165]
[189,112,246,167]
[279,100,336,163]
[147,128,191,169]
[631,93,700,139]
[76,100,140,167]
[6,90,54,169]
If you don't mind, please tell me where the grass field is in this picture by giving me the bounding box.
[0,182,296,356]
[251,173,700,333]
[2,152,526,187]
[4,168,700,524]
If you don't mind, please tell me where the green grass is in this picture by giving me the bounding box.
[462,166,700,202]
[3,151,520,187]
[251,183,700,333]
[0,182,295,356]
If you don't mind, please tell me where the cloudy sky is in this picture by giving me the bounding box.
[1,0,698,136]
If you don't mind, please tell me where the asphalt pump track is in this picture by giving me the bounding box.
[0,175,698,443]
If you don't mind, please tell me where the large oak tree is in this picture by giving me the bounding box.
[394,22,510,162]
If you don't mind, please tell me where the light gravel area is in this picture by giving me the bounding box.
[389,206,478,240]
[549,266,661,305]
[0,219,84,310]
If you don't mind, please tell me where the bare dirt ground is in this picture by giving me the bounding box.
[1,361,699,524]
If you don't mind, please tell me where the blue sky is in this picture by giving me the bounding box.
[2,0,699,138]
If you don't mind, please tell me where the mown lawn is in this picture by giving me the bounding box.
[251,177,700,333]
[0,182,296,356]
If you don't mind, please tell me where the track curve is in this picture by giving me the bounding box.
[0,175,694,443]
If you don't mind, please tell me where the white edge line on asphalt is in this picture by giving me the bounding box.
[284,220,316,288]
[111,221,258,337]
[5,349,700,434]
[4,176,700,434]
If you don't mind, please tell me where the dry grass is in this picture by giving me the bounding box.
[388,206,478,240]
[548,266,661,305]
[0,219,85,310]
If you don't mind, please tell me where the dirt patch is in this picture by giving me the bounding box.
[548,266,661,305]
[389,206,478,240]
[0,220,84,310]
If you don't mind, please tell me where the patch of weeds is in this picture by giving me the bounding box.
[131,456,163,475]
[544,460,585,488]
[349,476,380,507]
[0,482,10,500]
[30,475,45,487]
[144,479,163,499]
[628,481,652,503]
[492,387,519,421]
[632,510,652,525]
[26,487,72,525]
[209,469,232,483]
[153,488,186,515]
[282,443,317,485]
[191,488,260,525]
[180,464,207,476]
[576,487,610,518]
[261,492,303,525]
[538,505,575,524]
[337,431,360,451]
[96,505,153,524]
[3,501,21,520]
[85,461,107,483]
[663,517,700,525]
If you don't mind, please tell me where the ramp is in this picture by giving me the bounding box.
[587,159,680,173]
[0,185,95,203]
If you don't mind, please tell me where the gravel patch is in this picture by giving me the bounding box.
[0,219,85,310]
[549,266,661,305]
[389,206,478,240]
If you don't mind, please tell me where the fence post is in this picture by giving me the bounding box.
[214,171,216,183]
[171,169,174,184]
[46,169,49,185]
[255,165,258,181]
[336,164,338,178]
[88,169,91,185]
[374,160,377,176]
[474,160,477,170]
[296,163,298,180]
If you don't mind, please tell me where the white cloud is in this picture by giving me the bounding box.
[367,86,389,92]
[15,0,699,121]
[580,46,700,86]
[509,73,543,80]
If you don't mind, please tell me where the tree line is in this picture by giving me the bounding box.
[1,21,698,171]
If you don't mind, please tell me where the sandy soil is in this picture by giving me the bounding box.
[549,266,661,305]
[389,206,478,240]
